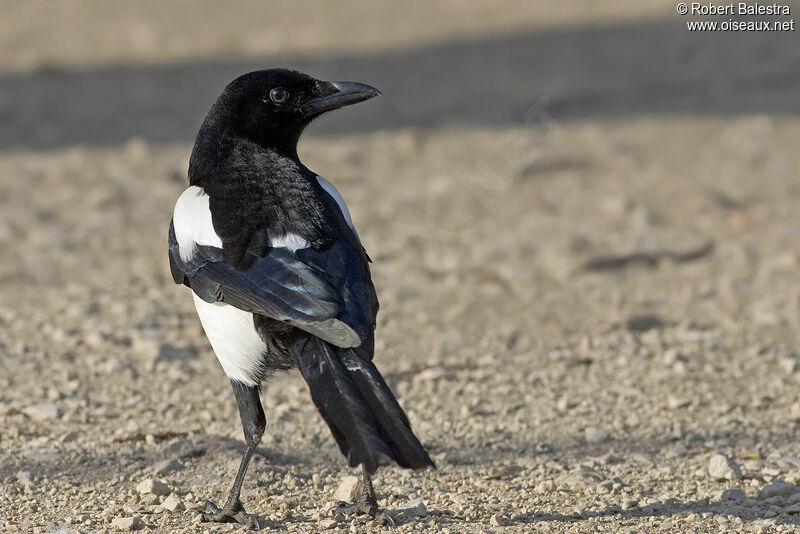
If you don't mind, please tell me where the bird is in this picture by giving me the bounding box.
[168,68,434,527]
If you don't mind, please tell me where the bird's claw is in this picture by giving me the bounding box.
[196,499,263,529]
[328,501,395,526]
[374,510,395,527]
[328,500,377,517]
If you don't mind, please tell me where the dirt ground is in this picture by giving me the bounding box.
[2,1,800,533]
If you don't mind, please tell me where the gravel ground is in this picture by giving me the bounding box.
[2,2,800,533]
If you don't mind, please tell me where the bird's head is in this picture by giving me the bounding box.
[201,68,380,157]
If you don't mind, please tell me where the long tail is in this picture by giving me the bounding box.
[290,335,434,474]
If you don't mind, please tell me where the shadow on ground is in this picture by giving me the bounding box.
[1,17,798,149]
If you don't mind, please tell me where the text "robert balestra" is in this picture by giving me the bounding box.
[690,2,791,15]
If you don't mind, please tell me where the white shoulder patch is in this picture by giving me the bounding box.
[173,186,222,262]
[316,175,356,232]
[269,232,310,252]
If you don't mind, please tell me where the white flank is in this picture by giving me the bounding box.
[192,293,266,386]
[173,186,223,262]
[316,175,356,232]
[269,232,309,251]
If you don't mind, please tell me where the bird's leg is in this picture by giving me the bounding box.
[329,466,394,525]
[360,467,378,513]
[200,380,265,529]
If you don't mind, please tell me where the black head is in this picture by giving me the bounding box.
[199,68,380,157]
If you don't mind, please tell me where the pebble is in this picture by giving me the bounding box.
[15,470,33,489]
[333,475,362,502]
[60,430,79,442]
[667,394,690,409]
[536,480,556,494]
[721,488,746,501]
[405,499,427,518]
[150,459,183,476]
[160,494,182,512]
[584,426,609,443]
[111,517,135,530]
[140,493,159,505]
[708,454,742,480]
[136,478,170,497]
[490,513,509,526]
[318,518,338,529]
[759,481,799,500]
[22,403,60,421]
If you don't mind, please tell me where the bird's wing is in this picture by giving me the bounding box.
[169,220,361,348]
[293,239,379,354]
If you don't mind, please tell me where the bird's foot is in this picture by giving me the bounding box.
[196,499,263,529]
[328,500,395,527]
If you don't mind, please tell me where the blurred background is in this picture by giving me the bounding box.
[1,1,800,532]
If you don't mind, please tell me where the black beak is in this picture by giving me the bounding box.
[300,81,381,117]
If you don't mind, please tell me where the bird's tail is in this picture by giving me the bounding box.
[290,335,434,474]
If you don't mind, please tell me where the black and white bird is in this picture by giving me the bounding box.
[168,69,434,527]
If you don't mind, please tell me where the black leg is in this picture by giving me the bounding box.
[359,466,379,516]
[200,380,266,528]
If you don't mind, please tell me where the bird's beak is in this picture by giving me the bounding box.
[300,81,381,117]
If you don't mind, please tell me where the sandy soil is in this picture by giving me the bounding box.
[1,2,800,533]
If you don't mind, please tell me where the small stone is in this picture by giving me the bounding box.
[667,395,690,409]
[721,488,747,501]
[623,500,639,510]
[157,343,185,361]
[595,481,612,494]
[536,480,556,494]
[22,403,60,421]
[490,513,508,526]
[405,500,427,518]
[125,420,141,434]
[708,454,742,480]
[60,431,80,443]
[626,314,666,332]
[150,459,183,476]
[136,478,170,496]
[15,470,33,489]
[333,475,362,502]
[140,493,159,505]
[318,518,338,529]
[161,494,182,512]
[584,426,609,444]
[111,517,135,530]
[759,480,799,500]
[131,337,159,359]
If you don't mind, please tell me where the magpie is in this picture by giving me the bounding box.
[168,69,434,527]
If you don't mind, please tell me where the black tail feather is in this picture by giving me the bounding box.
[337,350,434,470]
[291,336,434,474]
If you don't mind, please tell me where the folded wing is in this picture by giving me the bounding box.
[169,221,361,348]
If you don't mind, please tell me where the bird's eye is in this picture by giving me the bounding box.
[269,87,289,104]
